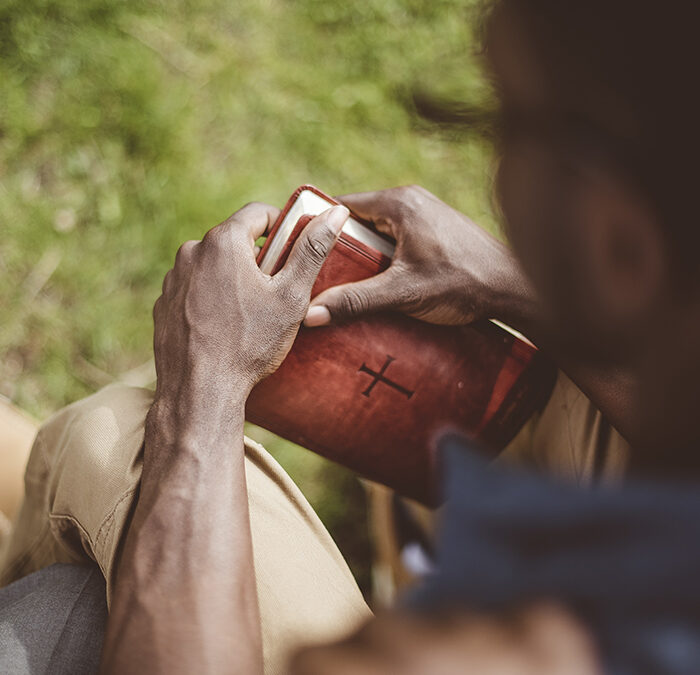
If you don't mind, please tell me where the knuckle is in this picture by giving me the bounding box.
[399,282,425,311]
[338,288,368,316]
[400,184,427,208]
[384,186,422,225]
[201,225,222,248]
[230,201,271,224]
[175,240,197,265]
[393,184,417,200]
[301,228,333,264]
[239,200,265,213]
[201,226,234,256]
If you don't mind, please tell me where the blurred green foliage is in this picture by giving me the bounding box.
[1,0,495,594]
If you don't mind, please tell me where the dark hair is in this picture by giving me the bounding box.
[418,0,700,286]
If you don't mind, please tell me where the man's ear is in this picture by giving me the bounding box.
[575,170,667,332]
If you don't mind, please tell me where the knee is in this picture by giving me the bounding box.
[25,385,153,520]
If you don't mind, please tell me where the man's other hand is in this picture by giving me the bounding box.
[304,185,537,329]
[290,605,601,675]
[153,202,349,409]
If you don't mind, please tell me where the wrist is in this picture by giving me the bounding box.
[143,370,250,477]
[151,360,253,425]
[487,253,541,335]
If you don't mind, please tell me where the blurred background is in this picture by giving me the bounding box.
[0,0,497,597]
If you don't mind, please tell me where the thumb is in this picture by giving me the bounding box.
[304,267,407,326]
[280,206,349,288]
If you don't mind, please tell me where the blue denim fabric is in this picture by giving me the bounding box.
[408,434,700,674]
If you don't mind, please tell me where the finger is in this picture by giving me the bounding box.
[304,266,411,326]
[339,185,438,239]
[335,190,396,236]
[202,202,281,253]
[229,201,281,241]
[152,295,163,322]
[174,239,199,269]
[279,205,349,290]
[152,295,167,361]
[161,269,174,295]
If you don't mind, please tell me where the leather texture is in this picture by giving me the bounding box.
[249,186,557,505]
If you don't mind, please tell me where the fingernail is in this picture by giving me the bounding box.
[304,305,331,327]
[327,206,349,234]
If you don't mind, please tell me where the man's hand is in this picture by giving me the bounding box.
[304,185,538,329]
[151,202,350,419]
[290,605,601,675]
[301,187,638,440]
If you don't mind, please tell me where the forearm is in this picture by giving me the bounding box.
[100,384,261,675]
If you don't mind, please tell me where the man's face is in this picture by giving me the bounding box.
[485,6,666,365]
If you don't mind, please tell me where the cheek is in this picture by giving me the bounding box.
[496,144,606,353]
[496,142,560,291]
